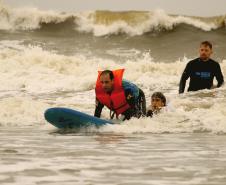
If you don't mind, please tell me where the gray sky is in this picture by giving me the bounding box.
[4,0,226,16]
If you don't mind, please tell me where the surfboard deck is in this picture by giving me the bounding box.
[44,107,113,129]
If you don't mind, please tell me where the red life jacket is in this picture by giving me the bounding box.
[95,69,130,116]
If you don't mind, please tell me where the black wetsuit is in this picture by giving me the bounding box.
[94,83,146,121]
[179,58,224,93]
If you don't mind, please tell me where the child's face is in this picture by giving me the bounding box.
[151,97,164,111]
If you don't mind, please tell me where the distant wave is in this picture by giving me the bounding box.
[0,3,75,30]
[79,10,226,36]
[0,3,225,36]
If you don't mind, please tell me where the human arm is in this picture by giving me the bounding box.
[122,80,139,106]
[146,109,153,117]
[94,98,104,118]
[121,80,141,119]
[146,105,162,117]
[179,63,191,94]
[215,63,224,88]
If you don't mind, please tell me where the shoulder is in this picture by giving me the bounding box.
[185,58,199,69]
[122,80,139,96]
[122,80,138,89]
[209,58,219,65]
[188,58,199,65]
[122,79,136,86]
[208,59,221,70]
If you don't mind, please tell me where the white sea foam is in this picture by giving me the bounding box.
[76,10,222,36]
[0,3,225,35]
[0,2,72,30]
[0,41,225,133]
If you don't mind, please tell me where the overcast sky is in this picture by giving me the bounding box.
[4,0,226,16]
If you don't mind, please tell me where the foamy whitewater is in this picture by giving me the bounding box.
[0,3,226,185]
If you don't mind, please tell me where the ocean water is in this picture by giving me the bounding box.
[0,3,226,185]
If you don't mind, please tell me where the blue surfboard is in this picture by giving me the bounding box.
[44,107,113,129]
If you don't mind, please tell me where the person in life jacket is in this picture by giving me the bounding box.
[94,69,146,121]
[146,92,166,117]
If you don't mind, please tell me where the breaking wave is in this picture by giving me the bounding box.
[0,3,225,36]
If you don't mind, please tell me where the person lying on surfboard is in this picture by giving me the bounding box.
[94,69,146,121]
[146,92,166,117]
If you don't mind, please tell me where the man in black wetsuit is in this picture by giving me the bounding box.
[179,41,224,93]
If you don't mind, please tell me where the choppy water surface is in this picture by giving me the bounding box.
[1,127,226,185]
[1,3,226,185]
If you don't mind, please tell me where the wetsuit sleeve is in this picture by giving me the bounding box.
[122,80,140,106]
[121,80,141,120]
[94,98,104,118]
[138,88,146,115]
[215,63,224,87]
[124,88,136,106]
[179,63,191,94]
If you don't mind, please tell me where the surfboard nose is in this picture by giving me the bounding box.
[44,107,112,129]
[44,108,58,123]
[44,107,76,128]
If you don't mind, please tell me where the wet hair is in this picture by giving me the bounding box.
[200,41,212,49]
[100,70,114,80]
[151,92,166,106]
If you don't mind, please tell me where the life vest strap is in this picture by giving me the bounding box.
[114,102,128,111]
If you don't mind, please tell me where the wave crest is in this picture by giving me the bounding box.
[77,10,226,36]
[0,3,225,36]
[0,2,74,30]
